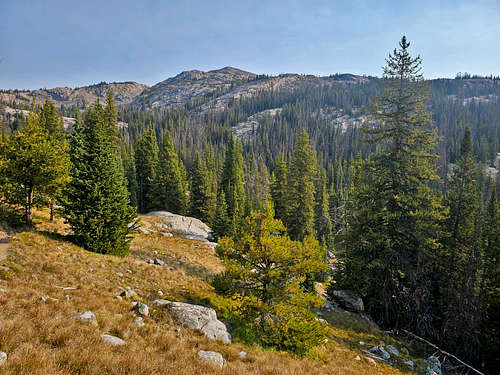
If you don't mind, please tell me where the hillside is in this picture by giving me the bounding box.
[0,81,148,109]
[0,210,429,374]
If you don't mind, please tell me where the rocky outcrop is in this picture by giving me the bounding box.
[330,290,364,312]
[147,211,214,242]
[153,299,231,344]
[197,350,226,368]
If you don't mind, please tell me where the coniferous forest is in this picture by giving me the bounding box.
[1,37,499,373]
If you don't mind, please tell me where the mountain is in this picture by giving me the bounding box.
[132,67,370,112]
[0,81,148,108]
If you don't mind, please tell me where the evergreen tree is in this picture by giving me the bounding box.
[190,151,216,223]
[149,131,188,214]
[64,101,136,255]
[314,168,332,247]
[39,100,64,137]
[213,191,231,239]
[481,186,500,372]
[270,154,288,222]
[122,142,139,208]
[440,126,481,360]
[286,130,317,241]
[215,202,327,354]
[220,134,245,236]
[340,36,442,333]
[0,108,70,227]
[135,126,159,213]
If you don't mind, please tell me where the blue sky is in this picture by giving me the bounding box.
[1,0,498,89]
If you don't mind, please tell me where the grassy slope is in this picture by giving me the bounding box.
[0,211,422,374]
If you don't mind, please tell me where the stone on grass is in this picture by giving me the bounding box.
[119,287,137,298]
[0,352,6,366]
[131,302,149,316]
[135,317,145,327]
[197,350,226,368]
[153,258,165,266]
[153,300,231,344]
[386,345,399,357]
[101,334,126,346]
[368,345,391,360]
[404,359,414,368]
[71,311,97,324]
[239,351,247,359]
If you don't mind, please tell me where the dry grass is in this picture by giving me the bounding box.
[0,210,421,374]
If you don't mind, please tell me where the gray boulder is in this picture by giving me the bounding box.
[404,359,414,369]
[330,290,364,312]
[0,352,6,366]
[426,356,442,375]
[147,211,214,241]
[368,345,391,360]
[153,258,165,266]
[131,302,149,316]
[153,300,231,344]
[386,344,399,357]
[118,287,137,298]
[71,311,97,324]
[101,334,126,346]
[197,350,226,368]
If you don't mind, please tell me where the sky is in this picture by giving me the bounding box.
[1,0,499,90]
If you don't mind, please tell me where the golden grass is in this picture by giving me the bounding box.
[0,211,420,374]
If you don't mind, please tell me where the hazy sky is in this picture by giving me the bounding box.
[1,0,498,89]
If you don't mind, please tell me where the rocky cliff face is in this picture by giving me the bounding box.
[0,81,148,108]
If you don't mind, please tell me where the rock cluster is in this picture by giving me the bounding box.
[330,290,364,312]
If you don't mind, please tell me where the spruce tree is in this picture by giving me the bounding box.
[213,191,231,239]
[149,131,188,214]
[340,36,442,332]
[190,151,216,223]
[220,134,245,236]
[122,142,139,208]
[286,130,317,241]
[314,168,332,247]
[270,154,288,222]
[64,101,136,255]
[135,126,159,213]
[440,126,481,360]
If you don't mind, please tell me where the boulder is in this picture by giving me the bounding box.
[386,344,399,357]
[404,359,414,369]
[368,345,391,360]
[147,211,214,241]
[0,352,6,366]
[118,287,137,298]
[131,302,149,316]
[153,258,165,266]
[330,290,364,312]
[426,356,442,375]
[71,311,97,324]
[101,334,126,346]
[197,350,226,368]
[153,300,231,344]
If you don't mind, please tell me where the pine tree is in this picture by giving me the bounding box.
[480,186,500,372]
[0,108,70,227]
[314,168,332,247]
[190,151,216,223]
[213,191,231,239]
[215,202,327,354]
[286,130,317,241]
[340,36,442,332]
[440,126,481,360]
[270,154,288,222]
[64,101,136,255]
[122,142,139,208]
[220,134,245,236]
[39,100,64,137]
[135,126,159,213]
[148,131,188,214]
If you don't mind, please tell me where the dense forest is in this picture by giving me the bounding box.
[1,37,499,373]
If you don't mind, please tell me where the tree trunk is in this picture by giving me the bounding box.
[25,187,33,227]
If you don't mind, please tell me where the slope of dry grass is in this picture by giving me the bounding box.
[0,210,421,374]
